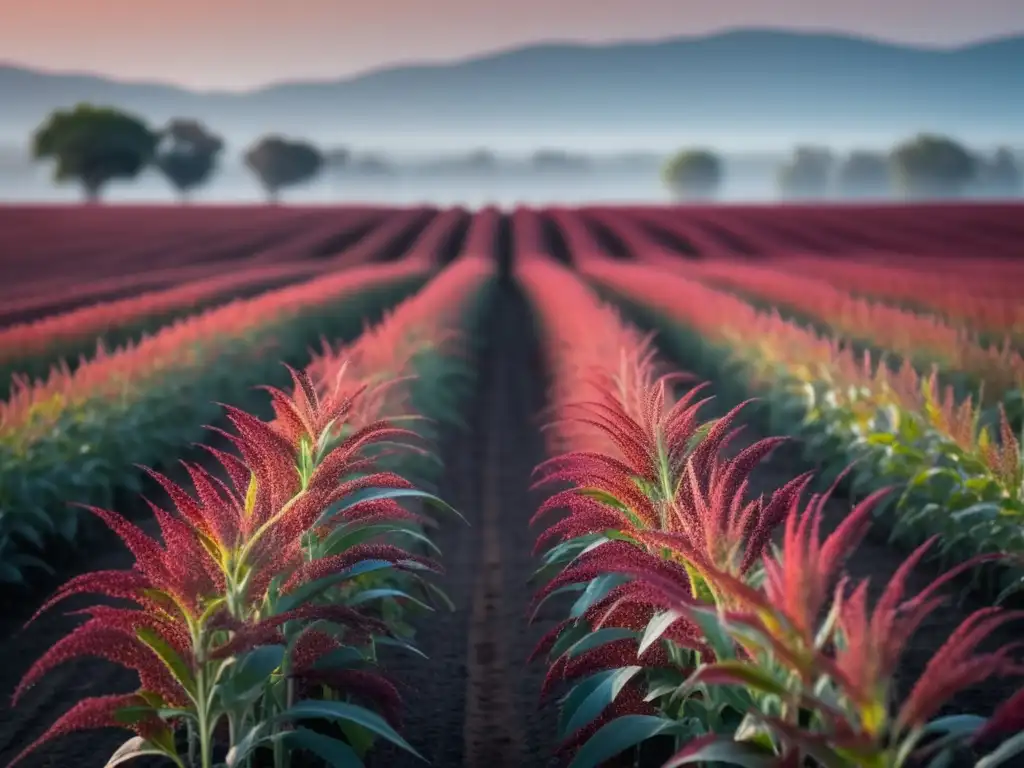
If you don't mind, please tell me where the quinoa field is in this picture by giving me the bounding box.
[0,202,1023,768]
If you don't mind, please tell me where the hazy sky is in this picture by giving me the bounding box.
[4,0,1023,90]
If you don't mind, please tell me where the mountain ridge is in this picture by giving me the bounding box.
[2,28,1021,149]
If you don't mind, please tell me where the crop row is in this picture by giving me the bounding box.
[580,210,1024,409]
[0,206,464,320]
[5,252,495,767]
[4,204,1024,766]
[577,204,1024,261]
[0,207,499,583]
[0,208,473,390]
[518,254,1024,768]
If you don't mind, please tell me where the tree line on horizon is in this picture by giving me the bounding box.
[31,104,331,203]
[663,140,1023,201]
[25,102,1024,203]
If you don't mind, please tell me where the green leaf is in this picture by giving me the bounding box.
[319,487,464,527]
[548,620,592,661]
[278,727,364,766]
[338,720,375,758]
[136,627,196,697]
[977,731,1024,768]
[563,666,643,736]
[567,715,684,768]
[565,627,637,660]
[322,522,441,557]
[662,735,778,767]
[423,581,456,611]
[950,502,1003,522]
[274,559,394,614]
[638,609,683,657]
[311,646,366,671]
[691,661,789,698]
[920,714,986,737]
[373,635,429,659]
[224,644,285,701]
[571,573,631,618]
[558,670,620,735]
[103,736,180,767]
[226,723,269,766]
[687,606,736,661]
[275,699,425,760]
[345,588,435,612]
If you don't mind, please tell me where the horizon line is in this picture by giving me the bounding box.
[1,24,1021,96]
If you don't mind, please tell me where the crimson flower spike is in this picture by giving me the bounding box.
[830,535,1014,731]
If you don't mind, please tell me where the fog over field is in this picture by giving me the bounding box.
[1,29,1021,205]
[0,149,794,205]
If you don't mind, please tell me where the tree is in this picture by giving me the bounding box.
[836,150,892,198]
[889,133,977,199]
[32,104,158,202]
[154,119,224,201]
[663,149,723,200]
[976,147,1022,198]
[244,136,324,202]
[777,146,835,200]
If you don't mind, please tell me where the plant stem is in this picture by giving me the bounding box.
[187,720,197,766]
[195,666,214,768]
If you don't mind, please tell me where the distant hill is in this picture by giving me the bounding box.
[1,29,1022,150]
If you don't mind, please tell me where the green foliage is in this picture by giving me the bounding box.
[0,279,424,584]
[663,149,723,201]
[836,150,892,198]
[890,133,978,199]
[32,103,159,201]
[154,119,225,200]
[244,135,324,201]
[594,284,1024,598]
[777,145,835,199]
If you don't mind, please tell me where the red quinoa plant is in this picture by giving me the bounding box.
[673,257,1024,403]
[582,259,1024,596]
[9,364,453,768]
[525,266,1024,767]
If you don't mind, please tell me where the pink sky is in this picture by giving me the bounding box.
[4,0,1023,90]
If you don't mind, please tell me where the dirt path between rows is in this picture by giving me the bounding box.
[373,277,563,768]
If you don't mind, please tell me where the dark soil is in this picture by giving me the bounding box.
[371,276,563,768]
[632,219,701,258]
[580,215,631,261]
[539,213,573,266]
[304,218,383,259]
[373,210,439,263]
[0,215,397,328]
[436,211,472,267]
[694,219,758,256]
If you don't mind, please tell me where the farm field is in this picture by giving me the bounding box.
[1,202,1023,768]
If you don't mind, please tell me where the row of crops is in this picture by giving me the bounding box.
[1,204,1023,767]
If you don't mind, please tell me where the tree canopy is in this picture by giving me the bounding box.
[32,104,158,202]
[154,119,224,201]
[663,149,723,200]
[777,146,835,200]
[244,136,324,201]
[890,133,977,199]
